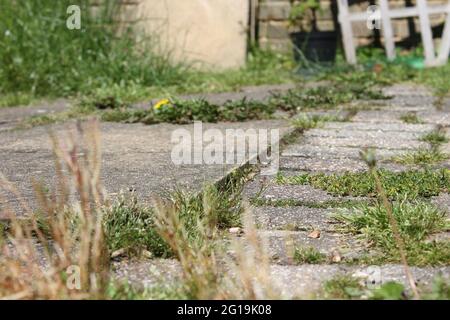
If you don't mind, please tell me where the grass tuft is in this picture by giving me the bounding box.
[333,199,449,266]
[400,112,424,124]
[293,247,327,264]
[392,148,449,165]
[276,169,450,199]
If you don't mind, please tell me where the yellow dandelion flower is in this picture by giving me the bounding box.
[154,98,171,110]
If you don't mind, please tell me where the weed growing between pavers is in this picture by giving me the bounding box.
[106,281,187,300]
[392,148,449,165]
[291,113,349,131]
[321,275,365,299]
[400,112,424,124]
[250,198,371,209]
[103,194,171,257]
[276,169,450,199]
[420,129,449,146]
[333,199,449,266]
[102,182,244,258]
[320,275,450,300]
[270,83,388,113]
[293,247,327,264]
[18,81,389,128]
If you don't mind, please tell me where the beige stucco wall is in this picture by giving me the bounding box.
[121,0,249,70]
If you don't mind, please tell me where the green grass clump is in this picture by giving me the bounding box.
[322,275,365,299]
[291,113,346,130]
[333,199,449,266]
[392,148,449,165]
[420,130,449,146]
[270,83,388,113]
[293,247,327,264]
[276,169,450,199]
[103,195,171,257]
[103,181,244,257]
[400,112,424,124]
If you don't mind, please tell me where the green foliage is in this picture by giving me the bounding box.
[103,179,244,257]
[293,247,327,264]
[420,129,449,146]
[270,83,388,113]
[0,0,186,99]
[370,282,405,300]
[103,194,171,257]
[333,199,449,266]
[423,276,450,300]
[392,148,449,165]
[322,275,365,299]
[400,112,424,124]
[276,169,450,199]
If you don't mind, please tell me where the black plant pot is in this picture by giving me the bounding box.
[290,31,338,63]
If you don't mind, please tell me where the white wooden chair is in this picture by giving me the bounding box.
[337,0,450,67]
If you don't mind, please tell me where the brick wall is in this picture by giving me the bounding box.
[258,0,448,52]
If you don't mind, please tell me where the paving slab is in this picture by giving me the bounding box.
[279,156,411,173]
[0,99,70,132]
[303,135,427,150]
[323,122,436,133]
[351,110,416,123]
[0,119,290,214]
[431,193,450,217]
[282,144,403,160]
[244,179,333,203]
[112,258,449,299]
[253,206,336,231]
[418,111,450,126]
[382,84,433,97]
[258,230,362,265]
[304,128,423,140]
[270,264,450,298]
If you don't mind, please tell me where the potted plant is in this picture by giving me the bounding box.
[289,0,338,63]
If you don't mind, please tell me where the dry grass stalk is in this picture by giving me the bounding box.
[360,148,421,300]
[0,119,110,299]
[224,207,281,300]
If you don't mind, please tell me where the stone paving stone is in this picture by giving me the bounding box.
[112,257,449,298]
[303,128,423,140]
[386,96,435,109]
[270,264,450,298]
[303,135,427,150]
[382,84,433,97]
[0,119,290,214]
[282,144,403,160]
[279,156,411,173]
[253,206,336,231]
[323,122,436,133]
[0,99,70,132]
[351,110,414,123]
[112,258,183,289]
[258,230,363,265]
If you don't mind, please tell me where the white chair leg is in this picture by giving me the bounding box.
[379,0,396,61]
[417,0,437,66]
[437,4,450,65]
[337,0,357,64]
